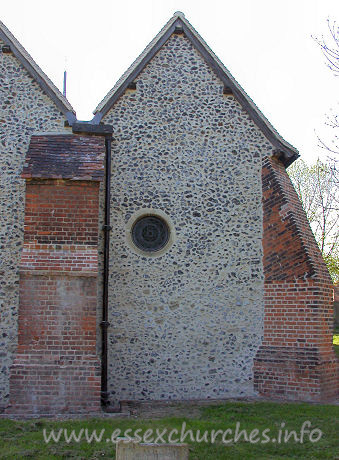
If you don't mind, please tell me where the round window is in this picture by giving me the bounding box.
[131,215,170,252]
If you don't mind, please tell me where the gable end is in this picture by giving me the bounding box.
[93,12,299,167]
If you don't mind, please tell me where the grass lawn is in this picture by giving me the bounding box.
[1,329,337,459]
[0,401,338,459]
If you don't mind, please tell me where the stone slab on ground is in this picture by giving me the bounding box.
[116,438,189,460]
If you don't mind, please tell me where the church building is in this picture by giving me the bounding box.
[0,12,337,415]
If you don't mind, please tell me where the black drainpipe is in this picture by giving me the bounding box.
[71,122,118,412]
[101,134,112,409]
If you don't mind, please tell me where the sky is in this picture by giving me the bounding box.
[2,0,338,164]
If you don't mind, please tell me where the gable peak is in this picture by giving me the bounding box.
[173,11,185,18]
[92,13,298,166]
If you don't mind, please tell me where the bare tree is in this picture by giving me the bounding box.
[312,20,339,260]
[316,111,339,159]
[288,158,339,282]
[313,20,339,173]
[314,19,339,77]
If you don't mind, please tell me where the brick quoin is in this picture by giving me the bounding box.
[254,156,338,402]
[7,135,104,415]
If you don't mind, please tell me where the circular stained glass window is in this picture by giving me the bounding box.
[132,215,170,252]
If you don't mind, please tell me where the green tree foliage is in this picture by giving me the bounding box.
[288,158,339,282]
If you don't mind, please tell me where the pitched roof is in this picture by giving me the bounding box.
[93,12,299,167]
[0,21,76,123]
[22,135,104,181]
